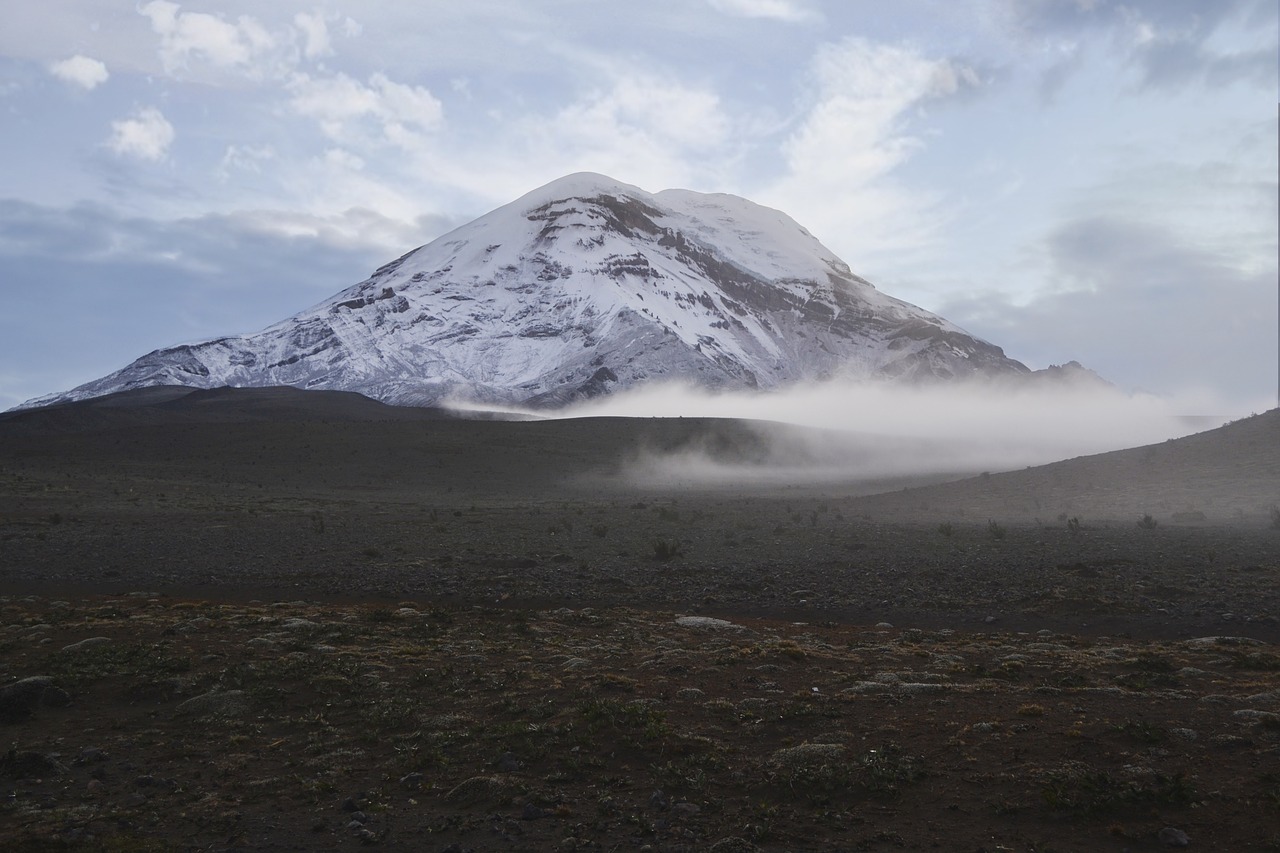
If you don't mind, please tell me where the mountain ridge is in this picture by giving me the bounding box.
[23,172,1061,410]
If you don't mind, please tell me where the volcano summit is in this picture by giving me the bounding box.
[28,173,1044,409]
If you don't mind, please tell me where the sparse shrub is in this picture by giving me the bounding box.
[1227,651,1280,671]
[1137,514,1158,529]
[45,642,192,689]
[1017,703,1046,717]
[771,639,807,660]
[1066,516,1080,535]
[768,743,851,791]
[591,524,609,538]
[653,752,726,794]
[652,539,683,561]
[1259,773,1280,812]
[987,520,1006,540]
[597,673,639,692]
[1111,718,1166,744]
[1041,768,1194,815]
[937,522,954,537]
[860,743,925,795]
[1270,505,1280,529]
[1125,652,1175,673]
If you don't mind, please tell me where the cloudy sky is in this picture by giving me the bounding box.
[1,0,1275,413]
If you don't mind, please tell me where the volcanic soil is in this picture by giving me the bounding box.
[1,388,1277,852]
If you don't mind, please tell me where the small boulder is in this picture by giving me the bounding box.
[0,676,70,723]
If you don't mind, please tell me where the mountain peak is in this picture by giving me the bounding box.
[22,175,1039,411]
[512,171,649,208]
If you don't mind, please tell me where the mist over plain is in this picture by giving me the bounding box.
[520,378,1236,487]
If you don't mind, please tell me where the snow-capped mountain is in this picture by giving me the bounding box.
[26,173,1040,410]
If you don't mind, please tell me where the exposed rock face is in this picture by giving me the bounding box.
[26,172,1036,409]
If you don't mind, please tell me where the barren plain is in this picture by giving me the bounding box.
[1,388,1277,851]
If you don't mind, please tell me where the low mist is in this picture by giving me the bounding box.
[524,378,1233,488]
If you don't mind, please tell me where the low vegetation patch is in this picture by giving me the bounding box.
[0,594,1274,851]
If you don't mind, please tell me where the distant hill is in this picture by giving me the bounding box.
[845,409,1280,525]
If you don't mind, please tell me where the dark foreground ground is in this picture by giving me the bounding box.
[1,389,1277,851]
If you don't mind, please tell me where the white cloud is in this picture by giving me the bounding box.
[1000,0,1278,91]
[107,107,175,161]
[139,0,276,73]
[763,37,980,263]
[557,74,730,155]
[339,17,362,39]
[294,10,333,60]
[707,0,819,24]
[288,71,444,146]
[217,144,275,181]
[49,55,109,90]
[410,70,739,213]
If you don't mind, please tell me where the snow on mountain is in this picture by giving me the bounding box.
[23,172,1038,410]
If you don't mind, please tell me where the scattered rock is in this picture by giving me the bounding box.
[1245,690,1280,703]
[74,747,108,765]
[838,681,946,697]
[769,743,845,772]
[444,775,507,804]
[1158,826,1190,847]
[0,676,70,722]
[61,636,111,652]
[0,749,68,780]
[176,689,249,718]
[1183,636,1266,648]
[1233,709,1280,725]
[709,838,760,853]
[675,616,743,631]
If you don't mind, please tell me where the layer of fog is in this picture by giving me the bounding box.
[509,378,1233,488]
